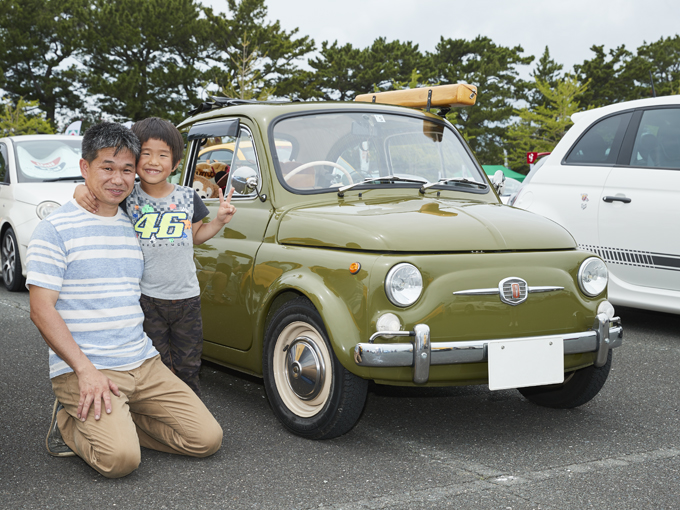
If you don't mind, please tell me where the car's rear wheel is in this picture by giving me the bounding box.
[263,296,368,439]
[518,350,612,408]
[1,228,26,292]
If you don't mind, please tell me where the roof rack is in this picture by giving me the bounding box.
[187,96,300,116]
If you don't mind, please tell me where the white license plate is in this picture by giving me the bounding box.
[487,336,564,391]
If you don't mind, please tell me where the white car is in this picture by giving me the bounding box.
[0,135,83,291]
[512,95,680,314]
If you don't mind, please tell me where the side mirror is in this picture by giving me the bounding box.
[491,170,506,196]
[230,166,267,202]
[230,166,258,195]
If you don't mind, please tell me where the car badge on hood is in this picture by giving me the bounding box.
[453,277,564,306]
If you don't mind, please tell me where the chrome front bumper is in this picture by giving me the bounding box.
[354,313,623,384]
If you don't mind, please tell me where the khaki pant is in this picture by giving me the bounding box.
[51,355,223,478]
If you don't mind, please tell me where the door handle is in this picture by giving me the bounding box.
[602,196,631,203]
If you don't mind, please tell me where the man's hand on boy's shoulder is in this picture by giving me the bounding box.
[216,187,236,225]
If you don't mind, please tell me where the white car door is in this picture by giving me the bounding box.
[598,107,680,293]
[515,111,633,252]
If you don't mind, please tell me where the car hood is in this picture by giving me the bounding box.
[277,197,576,252]
[12,182,81,207]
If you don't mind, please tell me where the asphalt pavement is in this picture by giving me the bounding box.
[1,284,679,509]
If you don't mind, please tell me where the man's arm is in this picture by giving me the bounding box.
[29,285,119,422]
[193,187,236,245]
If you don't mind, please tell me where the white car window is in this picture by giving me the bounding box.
[565,112,631,166]
[629,108,680,169]
[15,140,82,182]
[0,144,7,183]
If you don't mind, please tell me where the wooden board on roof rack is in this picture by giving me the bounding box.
[354,83,477,109]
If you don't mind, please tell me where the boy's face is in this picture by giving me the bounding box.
[137,138,178,185]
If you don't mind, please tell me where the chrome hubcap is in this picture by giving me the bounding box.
[1,234,16,286]
[285,336,326,400]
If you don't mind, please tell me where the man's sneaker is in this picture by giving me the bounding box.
[46,399,76,457]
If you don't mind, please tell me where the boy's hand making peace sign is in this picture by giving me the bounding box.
[216,187,237,225]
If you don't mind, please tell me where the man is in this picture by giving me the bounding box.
[27,122,222,478]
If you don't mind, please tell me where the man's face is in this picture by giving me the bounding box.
[80,147,136,215]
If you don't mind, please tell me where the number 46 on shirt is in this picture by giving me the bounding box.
[135,212,190,239]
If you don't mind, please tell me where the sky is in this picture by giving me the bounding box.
[204,0,680,77]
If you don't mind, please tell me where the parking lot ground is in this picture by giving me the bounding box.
[1,285,679,509]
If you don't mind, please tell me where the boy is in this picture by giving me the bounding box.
[75,118,235,397]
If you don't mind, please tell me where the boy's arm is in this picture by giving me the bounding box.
[29,286,119,421]
[73,184,99,214]
[193,187,236,245]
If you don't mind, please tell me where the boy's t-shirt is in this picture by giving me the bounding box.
[123,183,209,300]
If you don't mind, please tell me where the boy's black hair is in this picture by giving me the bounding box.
[82,122,141,163]
[131,117,185,166]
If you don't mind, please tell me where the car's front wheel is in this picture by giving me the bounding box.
[1,228,26,292]
[518,350,612,408]
[263,296,368,439]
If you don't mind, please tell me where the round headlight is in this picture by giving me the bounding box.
[36,201,61,219]
[578,257,608,297]
[385,263,423,307]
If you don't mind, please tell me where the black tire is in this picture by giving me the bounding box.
[518,350,612,409]
[1,228,26,292]
[262,296,368,439]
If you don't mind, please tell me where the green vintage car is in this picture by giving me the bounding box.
[176,85,623,439]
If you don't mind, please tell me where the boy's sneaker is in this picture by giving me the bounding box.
[46,399,75,457]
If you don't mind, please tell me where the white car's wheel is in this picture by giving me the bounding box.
[1,228,25,292]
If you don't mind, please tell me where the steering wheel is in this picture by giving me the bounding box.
[283,160,354,185]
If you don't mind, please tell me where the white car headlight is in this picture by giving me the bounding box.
[36,201,61,219]
[578,257,608,297]
[385,263,423,307]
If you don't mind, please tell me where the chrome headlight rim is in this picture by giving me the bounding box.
[578,257,608,297]
[36,200,61,220]
[384,262,423,308]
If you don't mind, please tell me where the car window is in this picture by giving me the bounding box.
[565,112,632,166]
[629,108,680,169]
[226,128,261,198]
[272,112,484,193]
[13,139,82,183]
[0,144,7,183]
[190,127,260,200]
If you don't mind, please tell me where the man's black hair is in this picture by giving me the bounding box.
[81,122,141,163]
[131,117,185,166]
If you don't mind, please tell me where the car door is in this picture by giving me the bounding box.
[185,119,274,351]
[598,107,680,292]
[526,111,633,250]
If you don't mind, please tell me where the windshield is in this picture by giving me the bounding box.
[271,112,486,194]
[14,139,82,183]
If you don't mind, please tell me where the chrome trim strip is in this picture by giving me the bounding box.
[453,288,499,295]
[453,286,564,296]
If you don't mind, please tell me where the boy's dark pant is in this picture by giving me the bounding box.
[140,294,203,397]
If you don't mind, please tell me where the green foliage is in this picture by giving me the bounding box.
[0,97,56,136]
[530,46,563,108]
[573,45,634,107]
[204,0,315,100]
[430,36,534,165]
[507,76,588,173]
[0,0,87,123]
[79,0,213,123]
[627,35,680,97]
[308,38,427,100]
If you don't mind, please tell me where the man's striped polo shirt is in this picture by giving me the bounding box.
[26,200,158,379]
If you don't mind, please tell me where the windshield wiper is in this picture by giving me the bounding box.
[337,176,427,197]
[43,176,85,182]
[419,177,488,194]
